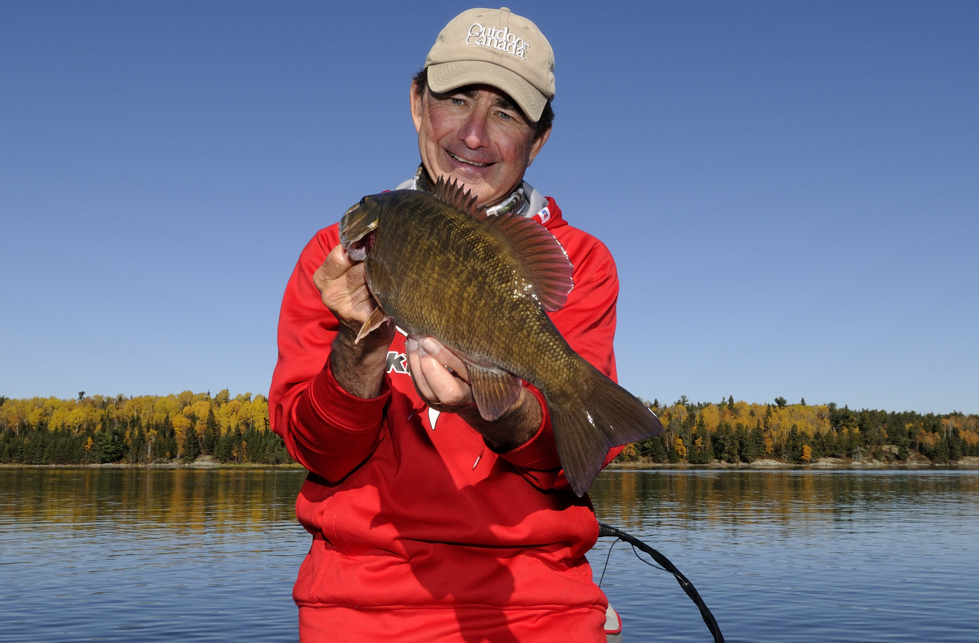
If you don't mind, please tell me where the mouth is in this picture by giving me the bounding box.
[447,151,492,168]
[339,201,378,262]
[344,232,374,262]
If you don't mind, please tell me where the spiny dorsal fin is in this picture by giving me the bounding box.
[484,213,574,311]
[433,176,488,221]
[432,175,573,310]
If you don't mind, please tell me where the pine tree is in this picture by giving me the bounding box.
[202,408,219,455]
[183,424,200,462]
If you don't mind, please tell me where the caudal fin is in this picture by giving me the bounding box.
[547,365,664,497]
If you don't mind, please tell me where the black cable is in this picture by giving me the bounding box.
[598,536,617,587]
[598,522,725,643]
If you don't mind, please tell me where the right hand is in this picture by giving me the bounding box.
[312,245,395,349]
[312,245,394,398]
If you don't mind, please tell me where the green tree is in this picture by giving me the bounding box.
[183,424,200,462]
[202,408,219,455]
[97,422,126,463]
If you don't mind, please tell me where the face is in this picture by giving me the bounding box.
[411,83,550,207]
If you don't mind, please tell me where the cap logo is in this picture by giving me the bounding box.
[465,22,530,60]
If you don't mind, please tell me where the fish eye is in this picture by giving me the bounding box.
[360,196,369,205]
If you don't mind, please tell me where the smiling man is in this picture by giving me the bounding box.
[270,8,624,642]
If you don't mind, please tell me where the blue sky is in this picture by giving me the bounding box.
[2,1,976,414]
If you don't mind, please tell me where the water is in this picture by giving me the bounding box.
[2,468,977,642]
[589,470,979,642]
[0,468,309,642]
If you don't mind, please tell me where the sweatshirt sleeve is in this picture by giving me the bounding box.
[268,226,390,483]
[494,216,625,489]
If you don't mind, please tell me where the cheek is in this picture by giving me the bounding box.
[497,139,533,170]
[421,106,457,141]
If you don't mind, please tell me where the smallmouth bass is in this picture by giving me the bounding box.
[339,178,663,496]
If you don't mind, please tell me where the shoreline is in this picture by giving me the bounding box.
[3,457,979,471]
[605,457,979,471]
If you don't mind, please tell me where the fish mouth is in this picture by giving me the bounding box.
[340,201,379,262]
[344,231,375,262]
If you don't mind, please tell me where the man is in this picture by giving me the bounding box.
[270,8,623,641]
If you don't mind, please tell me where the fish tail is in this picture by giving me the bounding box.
[546,363,664,497]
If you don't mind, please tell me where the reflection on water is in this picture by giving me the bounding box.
[590,470,979,642]
[2,468,978,642]
[591,469,979,530]
[2,467,303,529]
[1,468,309,643]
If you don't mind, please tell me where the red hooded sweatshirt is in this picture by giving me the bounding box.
[270,195,623,642]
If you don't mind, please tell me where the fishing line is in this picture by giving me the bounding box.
[597,536,617,587]
[597,522,725,643]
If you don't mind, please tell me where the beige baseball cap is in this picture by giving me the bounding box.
[424,7,555,122]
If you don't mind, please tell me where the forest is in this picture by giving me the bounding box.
[620,396,979,465]
[1,392,977,467]
[0,390,288,466]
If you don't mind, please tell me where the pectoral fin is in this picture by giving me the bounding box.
[354,306,389,344]
[468,364,523,422]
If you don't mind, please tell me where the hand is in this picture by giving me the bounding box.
[313,245,394,349]
[405,336,476,414]
[313,245,393,398]
[405,336,541,451]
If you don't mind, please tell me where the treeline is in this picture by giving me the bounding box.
[3,392,977,467]
[617,396,979,465]
[0,391,291,466]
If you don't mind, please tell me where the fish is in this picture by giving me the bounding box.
[339,177,663,496]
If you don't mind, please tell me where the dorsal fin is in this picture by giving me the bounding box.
[484,212,574,311]
[433,176,488,221]
[432,175,573,310]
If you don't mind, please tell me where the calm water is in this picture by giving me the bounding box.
[2,468,978,642]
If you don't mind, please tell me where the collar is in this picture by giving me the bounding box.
[396,165,549,221]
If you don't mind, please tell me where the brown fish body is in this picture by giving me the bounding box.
[340,180,662,495]
[354,189,577,388]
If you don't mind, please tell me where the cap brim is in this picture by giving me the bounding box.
[428,60,547,123]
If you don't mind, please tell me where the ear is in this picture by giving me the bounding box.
[410,81,425,133]
[526,125,551,167]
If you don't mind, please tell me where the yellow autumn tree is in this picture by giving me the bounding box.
[801,444,812,463]
[673,435,687,459]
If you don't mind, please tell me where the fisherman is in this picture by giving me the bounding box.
[270,8,625,641]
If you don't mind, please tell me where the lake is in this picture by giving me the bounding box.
[1,467,977,641]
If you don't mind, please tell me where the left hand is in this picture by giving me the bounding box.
[405,336,477,414]
[405,336,542,451]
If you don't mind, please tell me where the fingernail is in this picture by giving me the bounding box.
[421,337,440,355]
[406,337,418,352]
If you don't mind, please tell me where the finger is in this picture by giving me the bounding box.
[416,340,470,403]
[313,249,378,326]
[419,337,470,384]
[406,337,437,402]
[407,337,470,405]
[318,245,355,281]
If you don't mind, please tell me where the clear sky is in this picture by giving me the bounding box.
[2,1,976,414]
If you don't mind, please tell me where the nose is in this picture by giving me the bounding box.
[459,105,491,150]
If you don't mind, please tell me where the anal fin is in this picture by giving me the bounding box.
[468,364,523,422]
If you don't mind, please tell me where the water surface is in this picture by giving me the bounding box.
[2,468,977,641]
[589,470,979,642]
